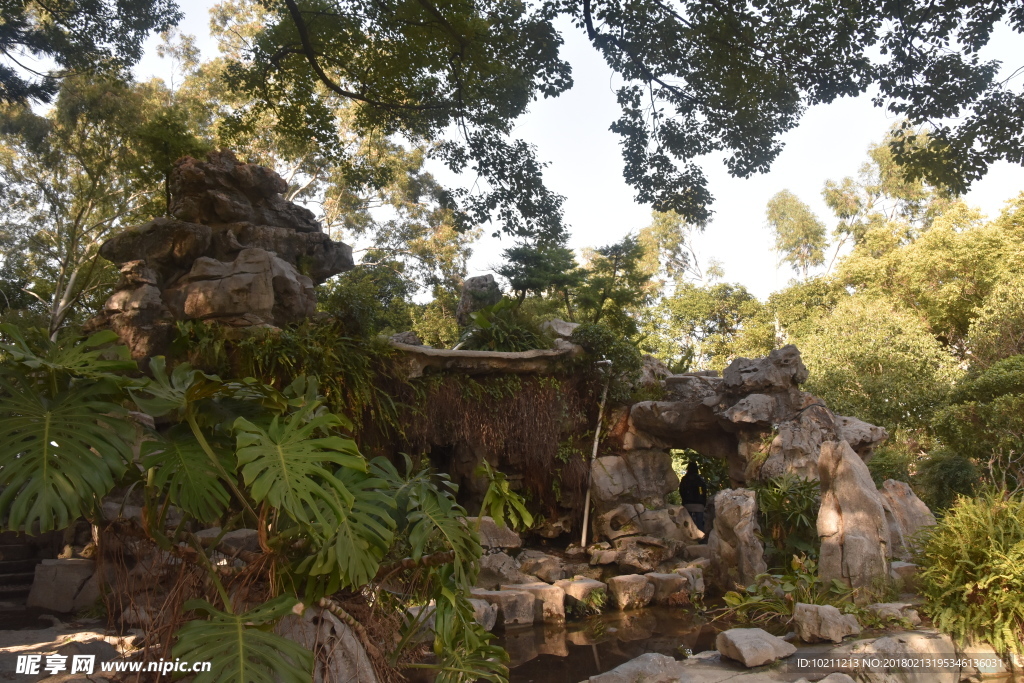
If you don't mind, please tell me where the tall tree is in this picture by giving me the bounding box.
[766,190,827,279]
[1,0,180,103]
[220,0,1024,237]
[572,235,652,334]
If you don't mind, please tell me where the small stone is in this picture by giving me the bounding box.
[553,576,607,604]
[587,652,687,683]
[716,627,797,667]
[518,550,565,583]
[643,572,687,604]
[606,575,654,610]
[475,552,535,589]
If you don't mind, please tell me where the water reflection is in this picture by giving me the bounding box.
[500,607,721,682]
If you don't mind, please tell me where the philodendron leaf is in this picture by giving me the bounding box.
[0,376,134,533]
[173,596,312,683]
[141,424,232,524]
[129,356,224,418]
[0,324,135,380]
[234,403,367,527]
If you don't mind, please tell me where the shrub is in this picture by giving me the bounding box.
[458,299,550,352]
[752,474,821,567]
[569,321,643,402]
[867,443,915,488]
[917,489,1024,656]
[913,451,980,511]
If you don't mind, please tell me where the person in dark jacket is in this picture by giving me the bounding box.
[679,461,708,532]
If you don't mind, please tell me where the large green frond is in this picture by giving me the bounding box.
[129,356,224,418]
[234,404,366,527]
[0,377,133,532]
[0,325,136,381]
[173,596,312,683]
[141,424,232,524]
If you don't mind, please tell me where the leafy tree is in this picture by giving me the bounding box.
[766,190,827,279]
[637,210,719,287]
[658,282,762,371]
[497,240,581,309]
[0,0,180,103]
[571,235,652,335]
[800,296,961,430]
[967,279,1024,370]
[224,0,1024,233]
[0,75,172,338]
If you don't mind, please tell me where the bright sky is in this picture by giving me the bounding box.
[133,5,1024,301]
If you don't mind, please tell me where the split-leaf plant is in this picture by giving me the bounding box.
[0,324,521,682]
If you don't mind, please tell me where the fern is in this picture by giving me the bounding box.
[173,596,312,683]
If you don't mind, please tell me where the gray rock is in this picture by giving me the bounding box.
[834,629,961,683]
[673,566,705,594]
[275,607,377,683]
[389,330,422,346]
[593,503,643,542]
[722,344,808,394]
[722,394,776,425]
[835,415,888,458]
[539,318,580,338]
[456,274,502,325]
[469,588,536,626]
[760,397,837,480]
[614,536,671,574]
[518,550,565,583]
[707,489,767,591]
[866,602,922,626]
[465,516,522,549]
[553,577,607,607]
[643,572,687,604]
[636,505,704,544]
[792,603,861,643]
[715,627,797,667]
[27,560,96,613]
[194,527,261,553]
[500,581,565,624]
[469,598,498,631]
[475,552,536,589]
[606,575,654,610]
[587,653,688,683]
[889,560,920,590]
[589,450,679,508]
[878,479,936,561]
[818,440,891,589]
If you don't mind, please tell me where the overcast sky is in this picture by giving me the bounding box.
[134,6,1024,301]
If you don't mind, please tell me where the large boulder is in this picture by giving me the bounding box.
[707,488,767,591]
[455,274,502,325]
[589,450,679,509]
[878,479,936,561]
[833,629,962,683]
[91,151,353,359]
[475,552,536,589]
[27,559,97,613]
[835,415,888,459]
[722,344,808,394]
[517,550,566,583]
[606,574,654,610]
[636,506,703,544]
[818,440,891,589]
[587,653,688,683]
[760,396,838,480]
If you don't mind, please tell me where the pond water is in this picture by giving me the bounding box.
[500,606,724,683]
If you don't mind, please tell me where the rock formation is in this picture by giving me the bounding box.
[818,440,891,589]
[456,274,502,325]
[88,151,353,358]
[879,478,936,560]
[707,488,768,591]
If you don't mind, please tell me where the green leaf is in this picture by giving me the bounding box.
[234,404,367,527]
[0,375,133,532]
[173,596,312,683]
[141,424,232,524]
[129,356,224,418]
[0,324,136,380]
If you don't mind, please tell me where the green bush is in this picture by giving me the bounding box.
[917,489,1024,656]
[458,299,550,352]
[914,451,980,511]
[569,321,643,402]
[867,444,915,488]
[752,474,821,567]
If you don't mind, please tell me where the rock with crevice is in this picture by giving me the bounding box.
[517,550,566,583]
[614,536,672,574]
[878,479,936,561]
[475,552,537,590]
[836,415,888,458]
[500,581,565,624]
[722,344,809,394]
[707,488,767,591]
[606,574,654,610]
[275,607,378,683]
[818,440,890,589]
[792,603,862,643]
[456,274,502,325]
[27,559,97,613]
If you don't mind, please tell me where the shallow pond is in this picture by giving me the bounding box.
[500,606,723,683]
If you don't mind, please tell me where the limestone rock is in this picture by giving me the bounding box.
[792,603,861,643]
[835,629,961,683]
[553,577,607,607]
[469,588,535,626]
[707,489,767,591]
[761,397,838,480]
[643,572,687,604]
[465,516,522,549]
[539,318,579,338]
[866,602,922,626]
[587,653,688,683]
[589,450,679,509]
[722,344,808,394]
[722,394,776,425]
[456,274,502,325]
[170,150,320,232]
[835,415,888,458]
[636,506,703,544]
[517,550,565,583]
[606,574,654,610]
[614,536,670,574]
[715,627,797,667]
[469,599,498,632]
[275,607,377,683]
[533,513,574,539]
[638,355,671,389]
[500,581,565,624]
[818,440,890,589]
[673,566,705,594]
[889,560,920,590]
[389,330,422,346]
[878,479,936,561]
[475,552,536,589]
[593,504,643,542]
[27,559,96,613]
